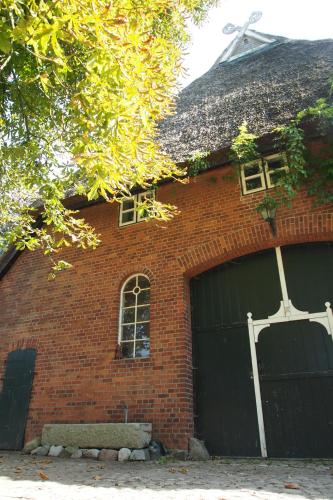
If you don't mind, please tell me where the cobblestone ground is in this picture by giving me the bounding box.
[0,452,332,500]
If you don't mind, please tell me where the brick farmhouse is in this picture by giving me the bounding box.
[1,29,333,458]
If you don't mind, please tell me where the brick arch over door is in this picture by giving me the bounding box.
[177,213,333,278]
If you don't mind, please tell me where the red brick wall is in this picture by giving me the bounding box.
[0,153,332,450]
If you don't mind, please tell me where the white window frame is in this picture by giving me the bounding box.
[119,190,155,227]
[264,153,289,188]
[118,273,150,359]
[119,195,136,226]
[241,153,289,195]
[241,159,266,194]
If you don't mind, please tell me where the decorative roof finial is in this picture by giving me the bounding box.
[223,11,262,37]
[219,12,271,63]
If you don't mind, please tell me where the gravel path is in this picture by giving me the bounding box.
[0,451,332,500]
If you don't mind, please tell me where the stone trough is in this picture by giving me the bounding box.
[41,423,152,450]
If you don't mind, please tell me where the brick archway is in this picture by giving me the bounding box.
[179,216,332,446]
[178,213,333,278]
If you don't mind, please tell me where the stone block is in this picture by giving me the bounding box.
[82,448,100,459]
[65,446,79,456]
[98,449,118,461]
[188,437,210,461]
[23,437,41,454]
[130,449,150,461]
[48,445,64,457]
[71,449,83,459]
[42,423,152,449]
[31,445,50,456]
[118,448,131,462]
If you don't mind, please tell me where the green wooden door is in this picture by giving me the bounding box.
[191,249,281,456]
[257,243,333,457]
[191,243,333,457]
[0,349,36,450]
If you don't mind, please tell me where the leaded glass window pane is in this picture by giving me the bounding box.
[122,324,135,341]
[123,307,135,324]
[124,277,136,292]
[135,340,150,358]
[245,177,263,191]
[137,306,150,322]
[136,323,149,340]
[123,198,135,211]
[138,275,149,288]
[121,211,135,225]
[121,342,134,358]
[137,289,150,305]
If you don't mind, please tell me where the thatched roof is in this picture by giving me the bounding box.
[158,36,333,162]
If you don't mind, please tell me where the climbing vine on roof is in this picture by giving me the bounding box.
[230,81,333,211]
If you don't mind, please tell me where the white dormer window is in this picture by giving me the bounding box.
[119,190,155,227]
[241,153,288,195]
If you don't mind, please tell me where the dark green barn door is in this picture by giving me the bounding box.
[257,243,333,458]
[258,321,333,458]
[191,249,281,456]
[0,349,36,450]
[191,242,333,458]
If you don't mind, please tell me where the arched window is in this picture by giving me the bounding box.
[119,274,150,358]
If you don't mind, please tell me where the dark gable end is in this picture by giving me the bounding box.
[158,37,333,162]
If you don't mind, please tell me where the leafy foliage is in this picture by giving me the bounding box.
[230,87,333,212]
[0,0,216,274]
[306,142,333,205]
[274,121,307,204]
[277,87,333,205]
[255,194,279,216]
[229,122,259,165]
[187,149,210,177]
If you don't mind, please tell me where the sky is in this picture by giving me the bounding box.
[180,0,333,88]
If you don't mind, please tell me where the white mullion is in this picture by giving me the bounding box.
[275,247,289,304]
[245,173,263,181]
[133,276,138,357]
[247,313,267,457]
[122,320,149,326]
[136,192,143,222]
[134,194,138,223]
